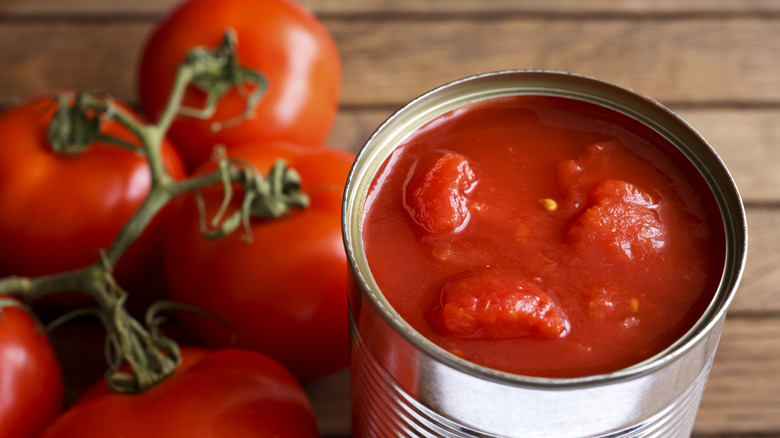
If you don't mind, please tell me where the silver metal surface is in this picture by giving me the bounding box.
[342,70,748,438]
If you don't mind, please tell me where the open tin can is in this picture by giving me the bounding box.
[341,70,747,437]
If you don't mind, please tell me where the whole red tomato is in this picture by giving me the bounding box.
[163,141,353,381]
[0,296,63,438]
[39,348,320,438]
[0,94,186,299]
[138,0,341,170]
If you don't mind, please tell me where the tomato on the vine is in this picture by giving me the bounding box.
[39,348,320,438]
[138,0,342,170]
[0,94,186,300]
[163,141,353,381]
[0,296,63,438]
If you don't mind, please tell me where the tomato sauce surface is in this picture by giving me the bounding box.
[361,95,725,378]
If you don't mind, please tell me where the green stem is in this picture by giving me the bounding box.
[93,133,142,154]
[170,165,245,198]
[0,270,92,302]
[68,72,238,267]
[74,94,168,188]
[157,65,196,135]
[103,164,248,269]
[102,187,172,270]
[0,28,278,394]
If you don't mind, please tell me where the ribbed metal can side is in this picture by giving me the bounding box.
[342,70,747,438]
[348,292,723,438]
[350,330,717,437]
[351,323,477,438]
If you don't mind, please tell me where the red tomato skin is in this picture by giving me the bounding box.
[139,0,341,170]
[437,271,568,340]
[39,348,319,438]
[162,142,353,381]
[405,153,477,234]
[568,179,664,262]
[0,94,186,301]
[0,296,63,438]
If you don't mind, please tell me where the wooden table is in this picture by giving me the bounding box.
[1,1,778,437]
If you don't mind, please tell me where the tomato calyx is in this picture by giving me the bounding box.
[46,93,102,154]
[46,92,142,156]
[199,149,309,242]
[2,263,183,394]
[0,29,281,394]
[101,299,182,393]
[175,28,268,133]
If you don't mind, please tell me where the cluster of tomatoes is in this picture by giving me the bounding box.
[0,0,352,436]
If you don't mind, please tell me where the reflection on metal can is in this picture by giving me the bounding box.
[342,70,747,437]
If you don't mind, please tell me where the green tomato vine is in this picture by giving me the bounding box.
[0,29,307,394]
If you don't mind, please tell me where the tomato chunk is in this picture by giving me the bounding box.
[437,271,568,340]
[569,180,664,261]
[405,153,477,234]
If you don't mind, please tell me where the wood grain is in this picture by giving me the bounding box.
[0,18,778,107]
[3,0,780,16]
[327,108,780,203]
[307,316,780,437]
[331,18,780,107]
[1,1,777,436]
[330,110,779,311]
[46,314,780,437]
[696,316,780,435]
[734,207,780,314]
[0,20,778,203]
[0,22,148,105]
[677,109,780,204]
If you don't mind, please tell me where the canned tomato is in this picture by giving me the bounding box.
[342,70,747,437]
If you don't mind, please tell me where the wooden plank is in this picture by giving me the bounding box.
[300,210,779,433]
[305,369,350,436]
[329,17,780,106]
[0,18,778,107]
[3,0,780,17]
[0,22,148,106]
[47,320,353,435]
[326,108,389,151]
[733,207,780,315]
[327,107,780,204]
[679,109,780,204]
[307,0,780,15]
[47,315,780,437]
[331,102,775,320]
[695,316,780,435]
[46,321,352,436]
[330,109,779,314]
[311,316,780,436]
[1,2,774,437]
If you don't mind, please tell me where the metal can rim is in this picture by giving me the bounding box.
[342,69,748,389]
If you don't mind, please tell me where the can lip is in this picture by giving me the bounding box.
[342,69,749,389]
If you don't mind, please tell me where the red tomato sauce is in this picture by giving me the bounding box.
[361,95,725,378]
